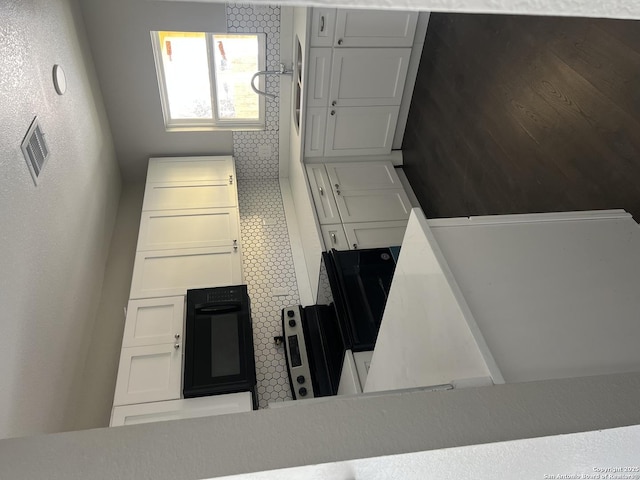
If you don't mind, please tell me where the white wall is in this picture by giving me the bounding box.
[0,0,121,438]
[71,183,145,431]
[1,372,640,479]
[79,0,232,182]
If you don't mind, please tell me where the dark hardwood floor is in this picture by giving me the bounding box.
[402,14,640,220]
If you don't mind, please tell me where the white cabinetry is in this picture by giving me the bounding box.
[310,9,418,48]
[305,9,416,159]
[110,392,253,427]
[122,296,184,348]
[137,208,239,251]
[307,161,411,250]
[113,156,247,420]
[114,342,183,406]
[130,246,242,299]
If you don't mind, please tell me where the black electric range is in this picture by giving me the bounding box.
[282,247,400,399]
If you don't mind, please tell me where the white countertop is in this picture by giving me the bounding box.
[364,208,503,393]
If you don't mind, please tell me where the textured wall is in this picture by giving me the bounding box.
[0,0,121,438]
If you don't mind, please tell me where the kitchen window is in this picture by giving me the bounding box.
[151,31,266,131]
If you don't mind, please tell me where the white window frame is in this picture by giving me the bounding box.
[150,31,266,131]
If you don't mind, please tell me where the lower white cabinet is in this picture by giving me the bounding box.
[110,392,253,426]
[321,224,349,250]
[130,246,242,299]
[113,343,183,406]
[137,207,240,251]
[308,162,411,251]
[334,188,412,223]
[343,220,407,249]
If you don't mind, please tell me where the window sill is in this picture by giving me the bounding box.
[165,125,266,133]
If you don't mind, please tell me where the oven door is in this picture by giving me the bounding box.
[183,289,256,401]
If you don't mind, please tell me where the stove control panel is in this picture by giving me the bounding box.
[282,306,314,399]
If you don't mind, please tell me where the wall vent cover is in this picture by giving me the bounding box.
[21,116,50,185]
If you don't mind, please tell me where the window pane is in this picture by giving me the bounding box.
[158,32,212,120]
[212,34,260,120]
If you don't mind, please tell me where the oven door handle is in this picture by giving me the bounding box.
[195,302,242,314]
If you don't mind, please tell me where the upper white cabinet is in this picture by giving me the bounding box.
[137,208,239,251]
[142,180,237,211]
[306,48,332,107]
[310,9,418,48]
[130,246,242,299]
[146,156,234,183]
[334,10,418,47]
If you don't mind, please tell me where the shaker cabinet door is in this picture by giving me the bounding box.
[324,106,399,157]
[334,10,418,47]
[329,48,410,107]
[113,343,183,406]
[306,164,341,224]
[306,48,333,108]
[130,246,242,299]
[137,207,240,251]
[334,188,412,223]
[325,161,403,192]
[146,156,234,183]
[343,220,408,250]
[122,297,185,348]
[142,180,237,211]
[320,224,349,251]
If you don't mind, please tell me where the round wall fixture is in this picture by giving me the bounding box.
[52,64,66,95]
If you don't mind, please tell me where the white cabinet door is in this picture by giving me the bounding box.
[137,208,240,251]
[320,224,349,251]
[334,188,412,223]
[146,156,234,183]
[306,48,332,108]
[306,164,341,224]
[329,48,411,107]
[130,246,242,299]
[122,297,184,348]
[304,107,328,157]
[110,392,253,426]
[310,8,337,47]
[324,106,399,157]
[325,161,403,191]
[113,343,182,406]
[142,180,237,211]
[334,10,418,47]
[343,220,408,250]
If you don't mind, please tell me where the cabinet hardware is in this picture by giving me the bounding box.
[331,100,337,106]
[336,189,340,195]
[233,239,237,244]
[319,186,324,195]
[174,344,180,350]
[331,233,337,244]
[229,175,233,185]
[320,15,325,32]
[334,183,339,189]
[330,110,336,116]
[174,333,180,339]
[337,39,344,45]
[353,243,358,249]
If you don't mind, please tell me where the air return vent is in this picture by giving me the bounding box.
[21,116,50,185]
